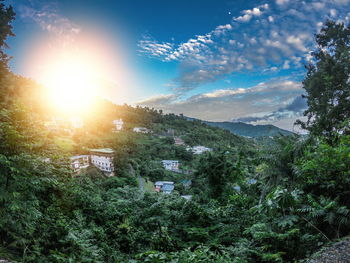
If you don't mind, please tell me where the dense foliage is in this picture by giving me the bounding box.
[1,4,350,263]
[297,20,350,138]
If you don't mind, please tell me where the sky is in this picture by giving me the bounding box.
[4,0,350,131]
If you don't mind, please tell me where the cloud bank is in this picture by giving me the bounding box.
[138,78,306,131]
[138,0,350,91]
[233,95,307,123]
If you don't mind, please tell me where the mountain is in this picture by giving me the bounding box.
[202,121,294,137]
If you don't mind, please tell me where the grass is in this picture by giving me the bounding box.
[143,178,156,193]
[54,136,75,152]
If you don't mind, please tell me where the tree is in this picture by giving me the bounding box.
[297,20,350,137]
[194,152,242,201]
[0,1,15,107]
[0,0,14,71]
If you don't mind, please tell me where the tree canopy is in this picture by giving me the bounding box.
[297,20,350,137]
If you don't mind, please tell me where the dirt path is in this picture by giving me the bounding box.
[128,164,144,192]
[137,175,144,192]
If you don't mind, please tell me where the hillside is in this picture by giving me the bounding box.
[2,71,350,263]
[1,6,350,263]
[204,121,294,137]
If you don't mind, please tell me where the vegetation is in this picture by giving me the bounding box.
[297,20,350,138]
[204,121,294,138]
[1,3,350,263]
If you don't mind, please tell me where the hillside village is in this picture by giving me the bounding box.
[47,115,221,195]
[1,1,350,261]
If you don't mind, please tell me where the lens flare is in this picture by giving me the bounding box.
[42,53,100,113]
[23,29,138,115]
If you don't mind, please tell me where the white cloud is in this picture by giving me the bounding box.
[138,0,350,92]
[233,95,308,132]
[312,2,326,10]
[137,78,304,130]
[330,9,338,17]
[286,35,308,52]
[18,3,81,45]
[276,0,290,6]
[234,4,269,22]
[137,94,178,106]
[282,60,290,69]
[333,0,350,5]
[138,36,174,61]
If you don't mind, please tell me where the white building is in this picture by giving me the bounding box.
[188,146,212,155]
[161,160,180,171]
[70,155,89,173]
[174,136,185,146]
[90,148,115,176]
[70,117,84,129]
[44,121,58,131]
[181,195,192,200]
[133,127,151,133]
[155,181,175,194]
[112,119,123,132]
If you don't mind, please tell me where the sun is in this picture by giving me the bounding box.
[42,53,101,114]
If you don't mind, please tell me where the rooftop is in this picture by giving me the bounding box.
[70,155,89,160]
[155,181,174,186]
[192,145,211,149]
[162,184,175,192]
[90,148,114,154]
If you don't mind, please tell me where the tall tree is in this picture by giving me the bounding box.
[0,0,15,107]
[194,152,242,200]
[0,0,15,73]
[297,20,350,137]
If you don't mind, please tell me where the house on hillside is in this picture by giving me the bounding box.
[40,157,51,163]
[165,128,175,137]
[90,148,115,176]
[133,127,151,133]
[112,119,123,132]
[70,155,89,173]
[161,160,180,171]
[44,121,58,131]
[155,181,175,194]
[181,179,192,188]
[70,117,84,129]
[188,145,212,155]
[174,136,185,146]
[247,179,257,185]
[181,195,192,200]
[233,185,241,192]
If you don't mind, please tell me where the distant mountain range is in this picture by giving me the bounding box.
[184,116,295,137]
[203,121,294,137]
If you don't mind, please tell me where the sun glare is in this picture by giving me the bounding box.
[25,31,138,114]
[42,54,101,113]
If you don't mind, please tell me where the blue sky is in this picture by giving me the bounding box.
[4,0,350,131]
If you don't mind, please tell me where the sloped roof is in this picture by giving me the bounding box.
[181,179,192,187]
[155,181,174,186]
[162,184,175,192]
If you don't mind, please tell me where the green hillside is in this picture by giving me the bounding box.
[1,6,350,263]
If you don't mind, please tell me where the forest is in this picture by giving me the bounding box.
[1,2,350,262]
